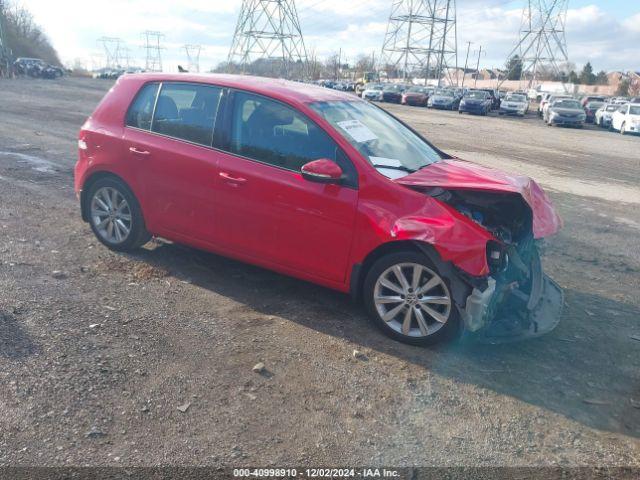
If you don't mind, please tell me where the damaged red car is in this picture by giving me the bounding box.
[75,74,563,346]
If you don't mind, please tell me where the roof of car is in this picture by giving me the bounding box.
[122,73,357,104]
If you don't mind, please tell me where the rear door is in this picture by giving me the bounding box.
[214,90,359,283]
[123,82,224,242]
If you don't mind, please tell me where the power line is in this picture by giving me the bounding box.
[381,0,458,85]
[501,0,570,87]
[97,37,124,69]
[228,0,308,78]
[143,30,165,72]
[184,44,202,73]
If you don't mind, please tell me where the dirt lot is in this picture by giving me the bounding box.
[1,77,639,468]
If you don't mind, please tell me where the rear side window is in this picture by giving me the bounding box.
[126,83,159,130]
[151,83,222,146]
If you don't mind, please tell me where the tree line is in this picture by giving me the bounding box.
[0,0,61,66]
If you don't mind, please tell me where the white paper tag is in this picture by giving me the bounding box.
[337,120,378,143]
[369,156,402,167]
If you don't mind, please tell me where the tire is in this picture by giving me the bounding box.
[85,177,151,252]
[363,251,461,346]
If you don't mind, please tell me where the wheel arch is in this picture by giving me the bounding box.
[350,240,443,303]
[80,171,132,222]
[350,240,476,309]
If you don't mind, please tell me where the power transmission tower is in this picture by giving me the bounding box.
[98,37,124,69]
[502,0,569,87]
[118,46,129,69]
[381,0,458,85]
[184,44,202,73]
[143,31,165,72]
[228,0,308,78]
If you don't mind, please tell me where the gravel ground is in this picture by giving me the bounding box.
[0,77,639,468]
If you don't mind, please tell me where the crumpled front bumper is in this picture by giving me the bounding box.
[459,273,563,344]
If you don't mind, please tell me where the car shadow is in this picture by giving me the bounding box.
[130,242,640,438]
[0,310,40,359]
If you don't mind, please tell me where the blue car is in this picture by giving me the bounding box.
[459,90,492,116]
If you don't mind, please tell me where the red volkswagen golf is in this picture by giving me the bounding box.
[75,73,563,346]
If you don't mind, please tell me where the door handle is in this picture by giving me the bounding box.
[219,172,247,184]
[129,146,150,156]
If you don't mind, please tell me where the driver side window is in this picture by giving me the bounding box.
[229,91,338,172]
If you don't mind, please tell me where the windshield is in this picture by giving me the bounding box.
[506,94,526,102]
[384,85,401,91]
[435,89,454,97]
[408,87,426,93]
[587,102,604,109]
[466,91,486,99]
[553,100,581,109]
[630,106,640,115]
[606,105,618,111]
[368,85,383,91]
[310,100,442,179]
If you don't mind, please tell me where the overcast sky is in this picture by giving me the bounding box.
[21,0,640,73]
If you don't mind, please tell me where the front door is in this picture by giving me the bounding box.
[214,91,359,283]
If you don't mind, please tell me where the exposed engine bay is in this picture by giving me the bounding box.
[424,187,564,343]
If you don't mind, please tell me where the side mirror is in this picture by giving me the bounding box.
[301,159,343,185]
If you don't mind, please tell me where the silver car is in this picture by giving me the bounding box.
[544,99,586,127]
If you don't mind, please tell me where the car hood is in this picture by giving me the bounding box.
[394,159,562,239]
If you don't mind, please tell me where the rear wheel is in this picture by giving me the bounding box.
[86,177,150,252]
[363,251,460,346]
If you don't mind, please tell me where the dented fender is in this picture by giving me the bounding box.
[353,191,496,278]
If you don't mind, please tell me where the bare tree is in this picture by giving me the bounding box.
[2,0,61,65]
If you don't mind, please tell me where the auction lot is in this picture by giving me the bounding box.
[1,77,639,467]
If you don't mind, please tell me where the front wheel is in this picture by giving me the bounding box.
[363,252,460,346]
[86,177,151,252]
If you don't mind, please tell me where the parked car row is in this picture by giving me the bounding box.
[538,92,640,134]
[13,57,64,79]
[356,80,639,136]
[315,79,357,91]
[92,67,146,80]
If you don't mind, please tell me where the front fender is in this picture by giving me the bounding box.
[354,195,495,278]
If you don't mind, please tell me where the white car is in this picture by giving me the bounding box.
[611,103,640,135]
[594,104,620,128]
[361,84,384,101]
[499,93,529,116]
[611,97,630,105]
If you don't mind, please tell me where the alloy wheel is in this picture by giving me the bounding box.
[373,263,452,338]
[90,186,132,244]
